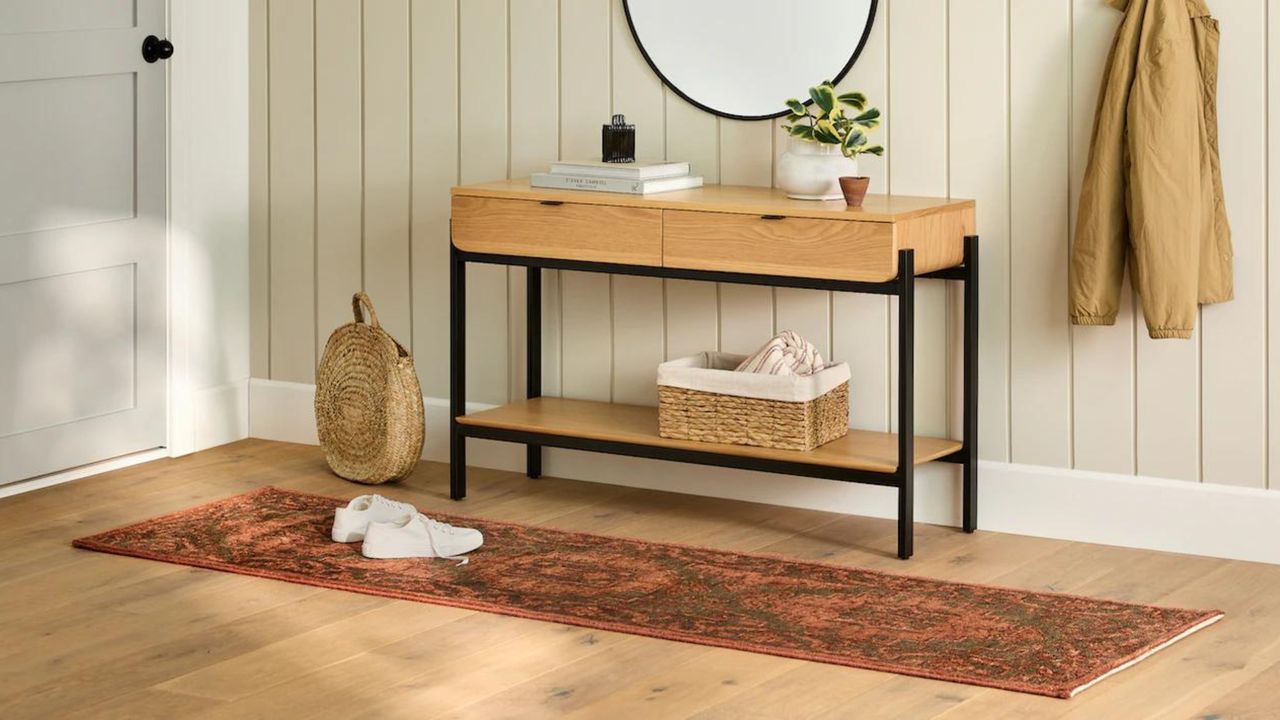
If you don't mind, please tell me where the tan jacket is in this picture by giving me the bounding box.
[1070,0,1231,339]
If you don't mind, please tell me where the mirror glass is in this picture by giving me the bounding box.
[623,0,877,121]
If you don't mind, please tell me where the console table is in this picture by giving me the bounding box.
[449,179,978,559]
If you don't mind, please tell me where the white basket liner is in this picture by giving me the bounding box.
[657,352,851,404]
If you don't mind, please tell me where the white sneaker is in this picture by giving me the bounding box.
[360,514,484,563]
[332,494,418,542]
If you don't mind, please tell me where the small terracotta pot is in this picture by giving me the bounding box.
[839,176,871,207]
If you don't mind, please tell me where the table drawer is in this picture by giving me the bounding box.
[452,195,663,266]
[662,210,899,282]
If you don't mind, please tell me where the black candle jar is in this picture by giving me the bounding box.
[601,114,636,163]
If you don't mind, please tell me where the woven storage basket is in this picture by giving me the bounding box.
[657,352,850,451]
[315,293,425,484]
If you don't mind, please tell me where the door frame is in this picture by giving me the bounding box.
[166,0,252,459]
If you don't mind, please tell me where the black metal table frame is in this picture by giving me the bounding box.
[450,234,979,559]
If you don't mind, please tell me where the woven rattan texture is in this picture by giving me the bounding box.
[314,294,425,484]
[657,382,849,451]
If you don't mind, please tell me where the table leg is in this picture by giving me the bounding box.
[526,266,543,479]
[962,235,979,532]
[897,249,915,560]
[450,242,467,500]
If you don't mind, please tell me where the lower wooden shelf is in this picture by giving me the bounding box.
[457,397,961,474]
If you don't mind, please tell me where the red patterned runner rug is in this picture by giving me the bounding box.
[73,487,1221,698]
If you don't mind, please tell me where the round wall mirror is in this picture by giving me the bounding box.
[622,0,878,121]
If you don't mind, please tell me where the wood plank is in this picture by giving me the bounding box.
[558,0,615,405]
[716,117,775,386]
[1200,0,1266,489]
[610,0,664,164]
[509,0,560,179]
[446,637,709,719]
[560,271,613,401]
[558,647,798,720]
[347,623,631,719]
[1010,0,1072,467]
[409,0,458,399]
[361,0,412,345]
[508,0,562,402]
[774,288,830,360]
[65,688,223,719]
[718,283,774,355]
[458,0,510,405]
[1189,656,1280,720]
[607,2,666,410]
[887,0,949,439]
[1272,0,1280,491]
[266,0,316,383]
[452,178,975,223]
[665,91,720,185]
[1069,1,1133,474]
[458,397,962,473]
[541,268,564,397]
[559,0,611,162]
[156,602,470,701]
[506,0,561,402]
[1135,328,1200,482]
[314,0,364,356]
[611,274,665,406]
[248,0,269,380]
[949,0,1009,461]
[662,88,727,375]
[451,196,663,265]
[833,290,890,433]
[718,119,773,188]
[1131,0,1201,485]
[833,15,891,435]
[664,279,719,359]
[604,0,666,411]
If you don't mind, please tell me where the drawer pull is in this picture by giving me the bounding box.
[539,200,564,206]
[760,214,785,220]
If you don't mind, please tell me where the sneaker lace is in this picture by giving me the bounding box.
[372,495,414,515]
[423,516,464,535]
[420,515,472,566]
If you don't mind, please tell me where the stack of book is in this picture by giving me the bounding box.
[531,160,703,195]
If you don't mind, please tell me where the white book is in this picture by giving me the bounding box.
[531,173,704,195]
[548,159,691,181]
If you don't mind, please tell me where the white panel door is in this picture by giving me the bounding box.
[0,0,167,485]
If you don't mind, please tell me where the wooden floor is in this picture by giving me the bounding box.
[2,440,1279,719]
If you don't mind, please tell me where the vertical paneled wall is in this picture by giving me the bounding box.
[250,0,1276,491]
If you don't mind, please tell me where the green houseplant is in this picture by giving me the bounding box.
[777,81,884,201]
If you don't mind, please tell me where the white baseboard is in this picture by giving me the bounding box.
[191,379,250,453]
[171,378,250,457]
[247,379,1280,565]
[0,448,171,500]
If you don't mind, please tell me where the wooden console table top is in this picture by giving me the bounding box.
[452,178,974,223]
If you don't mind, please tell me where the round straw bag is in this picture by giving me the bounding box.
[315,293,425,484]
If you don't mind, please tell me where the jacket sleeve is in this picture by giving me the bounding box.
[1069,12,1134,328]
[1120,0,1205,338]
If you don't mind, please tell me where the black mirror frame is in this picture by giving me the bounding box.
[620,0,880,122]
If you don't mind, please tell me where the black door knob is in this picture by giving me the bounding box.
[142,35,174,63]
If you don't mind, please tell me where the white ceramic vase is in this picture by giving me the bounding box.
[776,139,858,200]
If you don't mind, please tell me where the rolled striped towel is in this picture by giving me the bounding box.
[734,330,826,376]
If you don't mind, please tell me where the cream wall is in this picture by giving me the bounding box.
[249,0,1276,492]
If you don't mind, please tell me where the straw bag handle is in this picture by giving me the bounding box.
[352,292,381,328]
